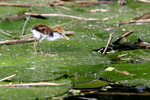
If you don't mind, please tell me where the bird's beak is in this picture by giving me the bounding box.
[63,35,69,40]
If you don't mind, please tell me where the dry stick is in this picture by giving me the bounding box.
[25,13,110,21]
[117,19,150,26]
[75,1,113,4]
[138,57,150,61]
[0,83,65,87]
[102,32,114,55]
[75,72,78,80]
[134,19,150,23]
[138,0,150,3]
[64,31,76,35]
[0,3,41,7]
[65,20,81,31]
[119,30,134,39]
[2,13,27,21]
[115,68,135,77]
[0,0,67,7]
[118,53,128,58]
[113,30,134,44]
[0,38,35,45]
[0,74,16,82]
[52,97,63,100]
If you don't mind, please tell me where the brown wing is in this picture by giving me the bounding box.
[53,26,65,33]
[33,24,53,36]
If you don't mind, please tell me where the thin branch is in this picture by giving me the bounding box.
[0,3,41,7]
[2,13,27,21]
[21,15,30,36]
[115,68,135,77]
[0,0,66,7]
[75,72,78,80]
[134,19,150,23]
[102,32,114,55]
[0,29,12,37]
[25,13,110,21]
[116,19,150,26]
[118,53,128,58]
[138,57,150,61]
[0,82,65,87]
[0,74,16,82]
[113,30,134,44]
[119,30,134,39]
[0,38,35,45]
[64,31,76,35]
[0,29,21,39]
[75,1,113,4]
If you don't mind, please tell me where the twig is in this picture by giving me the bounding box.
[0,74,16,82]
[0,3,41,7]
[25,13,110,21]
[119,30,134,39]
[2,13,27,21]
[65,20,81,31]
[0,82,65,87]
[113,30,134,44]
[0,38,35,45]
[116,19,150,26]
[118,53,128,58]
[75,1,113,4]
[64,31,76,35]
[102,32,114,55]
[0,29,12,37]
[138,57,150,61]
[52,97,63,100]
[21,15,30,36]
[138,0,150,3]
[0,0,68,7]
[134,19,150,23]
[0,29,21,39]
[115,69,135,77]
[75,72,78,80]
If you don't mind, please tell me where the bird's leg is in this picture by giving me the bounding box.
[37,42,44,55]
[36,35,44,55]
[34,39,37,54]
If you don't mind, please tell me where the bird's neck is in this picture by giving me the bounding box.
[46,32,63,41]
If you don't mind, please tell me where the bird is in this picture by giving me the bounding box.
[31,24,69,54]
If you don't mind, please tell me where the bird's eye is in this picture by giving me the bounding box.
[59,33,62,35]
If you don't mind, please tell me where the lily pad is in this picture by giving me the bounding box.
[73,80,109,89]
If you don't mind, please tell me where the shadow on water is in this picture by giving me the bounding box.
[64,79,150,100]
[64,95,150,100]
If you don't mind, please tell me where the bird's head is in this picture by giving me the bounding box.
[53,26,69,40]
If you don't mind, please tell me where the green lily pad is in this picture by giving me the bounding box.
[73,80,109,89]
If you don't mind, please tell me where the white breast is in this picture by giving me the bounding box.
[31,29,48,42]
